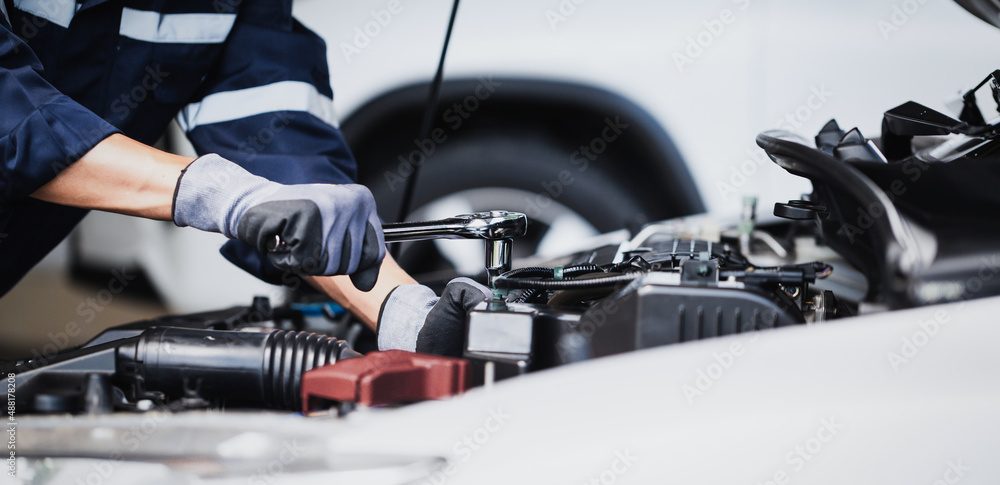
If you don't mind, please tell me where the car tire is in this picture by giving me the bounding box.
[362,132,657,278]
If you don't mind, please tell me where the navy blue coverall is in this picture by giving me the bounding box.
[0,0,357,296]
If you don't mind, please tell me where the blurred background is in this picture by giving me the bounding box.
[3,0,1000,358]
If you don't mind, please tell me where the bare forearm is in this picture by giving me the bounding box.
[31,134,194,220]
[305,254,416,331]
[32,133,411,324]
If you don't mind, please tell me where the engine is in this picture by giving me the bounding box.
[4,208,855,415]
[460,218,849,380]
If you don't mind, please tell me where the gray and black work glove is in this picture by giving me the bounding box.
[172,154,385,291]
[377,278,492,357]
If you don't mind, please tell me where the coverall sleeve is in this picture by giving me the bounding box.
[0,16,120,203]
[177,1,360,285]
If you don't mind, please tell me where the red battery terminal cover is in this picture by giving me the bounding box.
[301,350,471,413]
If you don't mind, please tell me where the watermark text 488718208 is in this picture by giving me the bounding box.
[6,373,16,478]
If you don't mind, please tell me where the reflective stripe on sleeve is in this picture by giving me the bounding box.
[119,7,235,44]
[177,81,338,132]
[0,0,10,27]
[13,0,76,28]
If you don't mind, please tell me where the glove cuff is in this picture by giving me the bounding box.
[415,277,492,356]
[170,160,192,225]
[376,283,439,352]
[172,154,275,238]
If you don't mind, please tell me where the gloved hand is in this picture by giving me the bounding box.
[377,278,493,357]
[172,154,385,291]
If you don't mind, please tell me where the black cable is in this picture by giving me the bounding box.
[393,0,462,259]
[500,264,605,281]
[505,264,606,302]
[512,289,539,304]
[493,272,641,291]
[501,267,557,278]
[563,264,604,276]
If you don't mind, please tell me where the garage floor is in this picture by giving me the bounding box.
[0,244,167,361]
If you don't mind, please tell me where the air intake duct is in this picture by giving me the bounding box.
[118,327,360,410]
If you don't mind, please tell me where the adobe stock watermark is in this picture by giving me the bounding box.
[5,373,15,479]
[886,308,950,372]
[932,459,971,485]
[756,417,844,485]
[109,65,170,122]
[340,0,407,63]
[522,116,629,219]
[715,84,834,201]
[247,439,307,485]
[6,0,74,53]
[672,0,751,72]
[420,406,511,485]
[683,292,811,404]
[44,66,169,178]
[838,156,934,245]
[78,409,172,484]
[877,0,928,41]
[211,0,242,14]
[48,124,126,178]
[556,297,621,362]
[681,338,754,405]
[20,268,135,371]
[581,449,639,485]
[74,403,222,485]
[888,254,999,371]
[545,0,592,32]
[949,254,1000,301]
[236,112,294,162]
[382,75,502,193]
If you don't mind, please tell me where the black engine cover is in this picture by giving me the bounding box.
[587,279,804,358]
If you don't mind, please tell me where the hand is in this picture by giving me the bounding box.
[172,154,385,291]
[377,278,492,357]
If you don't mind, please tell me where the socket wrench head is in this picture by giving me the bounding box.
[382,210,527,286]
[383,211,527,243]
[455,211,527,240]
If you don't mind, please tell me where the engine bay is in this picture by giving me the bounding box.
[6,70,1000,482]
[11,73,1000,412]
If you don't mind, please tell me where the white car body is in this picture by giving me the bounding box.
[16,295,1000,483]
[301,0,1000,217]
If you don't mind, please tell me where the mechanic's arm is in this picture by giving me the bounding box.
[28,134,437,334]
[5,4,402,324]
[32,133,479,347]
[173,2,391,289]
[305,261,416,330]
[31,134,191,220]
[35,134,388,298]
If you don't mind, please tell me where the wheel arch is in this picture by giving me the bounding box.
[341,78,706,223]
